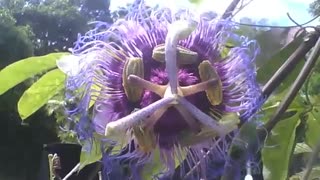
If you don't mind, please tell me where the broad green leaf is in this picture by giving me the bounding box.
[18,69,66,120]
[262,111,301,180]
[293,143,312,154]
[141,149,164,180]
[305,109,320,148]
[261,90,305,120]
[221,122,260,180]
[229,122,260,161]
[79,136,102,171]
[141,149,187,180]
[0,52,69,95]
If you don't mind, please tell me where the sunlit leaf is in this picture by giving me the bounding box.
[141,149,164,180]
[0,52,69,95]
[305,109,320,149]
[261,89,305,119]
[141,149,187,180]
[18,69,66,120]
[88,82,102,108]
[293,143,312,154]
[262,110,301,180]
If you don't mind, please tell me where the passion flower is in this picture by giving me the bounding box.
[59,2,262,179]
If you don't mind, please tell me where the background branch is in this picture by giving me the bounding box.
[264,31,320,133]
[262,32,319,98]
[303,137,320,180]
[221,0,241,19]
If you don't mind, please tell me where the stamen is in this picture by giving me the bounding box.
[122,57,144,102]
[127,75,166,97]
[165,20,198,94]
[152,44,198,65]
[180,79,219,97]
[105,96,174,138]
[198,60,223,105]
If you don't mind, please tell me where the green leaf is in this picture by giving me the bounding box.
[141,149,164,180]
[306,109,320,148]
[0,52,69,95]
[261,110,301,180]
[229,122,260,161]
[293,143,312,155]
[88,82,102,108]
[79,135,103,171]
[141,149,187,180]
[18,68,66,120]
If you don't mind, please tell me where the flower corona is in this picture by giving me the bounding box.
[59,2,262,179]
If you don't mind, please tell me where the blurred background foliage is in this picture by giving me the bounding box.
[0,0,112,179]
[1,0,320,179]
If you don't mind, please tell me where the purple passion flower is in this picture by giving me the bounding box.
[59,3,262,179]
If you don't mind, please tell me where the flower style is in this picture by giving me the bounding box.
[59,2,262,179]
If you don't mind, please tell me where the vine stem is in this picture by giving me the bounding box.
[62,163,80,180]
[302,137,320,180]
[262,32,319,98]
[221,0,241,19]
[263,31,320,133]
